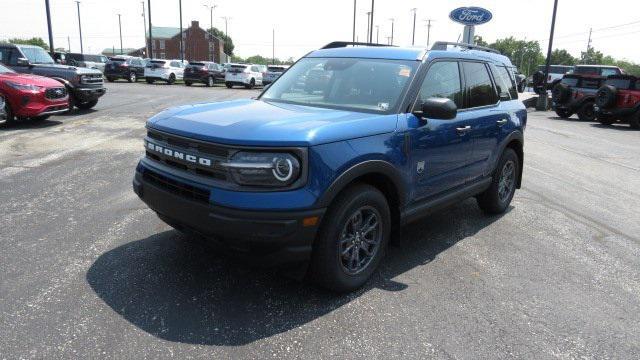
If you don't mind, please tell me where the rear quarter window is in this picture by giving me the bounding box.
[606,78,633,90]
[561,77,579,87]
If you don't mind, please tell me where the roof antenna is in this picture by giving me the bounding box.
[456,33,461,43]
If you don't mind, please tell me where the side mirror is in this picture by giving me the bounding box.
[16,58,30,67]
[416,98,457,120]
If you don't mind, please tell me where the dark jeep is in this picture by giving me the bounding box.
[594,75,640,129]
[552,74,604,121]
[0,43,106,110]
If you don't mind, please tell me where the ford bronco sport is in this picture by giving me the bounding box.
[595,75,640,129]
[133,41,527,292]
[552,74,603,121]
[0,43,106,110]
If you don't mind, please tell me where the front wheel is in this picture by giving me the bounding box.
[577,103,596,122]
[555,109,572,119]
[309,184,391,293]
[0,96,15,125]
[106,77,115,82]
[245,78,255,89]
[146,78,154,84]
[76,99,98,110]
[629,112,640,129]
[128,72,137,83]
[167,74,176,85]
[185,81,192,86]
[476,148,519,214]
[206,76,214,87]
[225,82,233,88]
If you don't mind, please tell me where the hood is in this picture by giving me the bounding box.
[0,72,65,88]
[32,63,102,75]
[147,99,398,146]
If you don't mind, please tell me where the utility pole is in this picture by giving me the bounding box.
[369,0,374,43]
[179,0,183,62]
[148,0,153,58]
[272,28,275,65]
[584,27,592,64]
[220,16,230,37]
[520,36,527,68]
[366,12,371,43]
[203,4,217,62]
[423,19,433,48]
[75,1,83,53]
[386,36,392,45]
[538,0,559,111]
[44,0,54,56]
[411,8,417,46]
[67,36,70,52]
[375,25,379,44]
[141,2,147,57]
[117,14,123,54]
[389,18,394,45]
[352,0,356,43]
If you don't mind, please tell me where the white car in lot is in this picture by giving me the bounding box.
[144,59,186,84]
[263,65,289,85]
[224,63,264,89]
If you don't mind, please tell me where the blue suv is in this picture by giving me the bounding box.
[133,41,526,292]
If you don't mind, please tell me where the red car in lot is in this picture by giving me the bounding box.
[0,63,69,124]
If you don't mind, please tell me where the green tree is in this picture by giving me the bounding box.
[474,35,489,47]
[207,27,234,56]
[7,37,49,50]
[549,49,577,65]
[489,37,544,76]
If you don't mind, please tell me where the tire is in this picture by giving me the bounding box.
[309,184,391,293]
[206,76,214,87]
[0,96,15,125]
[185,81,192,86]
[629,112,640,129]
[597,115,615,126]
[146,78,154,84]
[596,85,617,109]
[76,99,98,110]
[555,109,572,119]
[245,78,255,89]
[127,72,137,83]
[476,148,519,214]
[167,74,176,85]
[225,82,233,88]
[577,102,596,122]
[552,82,571,104]
[106,77,115,82]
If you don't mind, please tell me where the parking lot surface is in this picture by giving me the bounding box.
[1,83,639,359]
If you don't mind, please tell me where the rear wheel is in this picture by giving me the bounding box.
[185,81,192,86]
[206,76,214,87]
[630,112,640,129]
[225,82,233,88]
[555,109,572,119]
[577,102,596,122]
[0,96,15,125]
[128,72,137,83]
[106,77,115,82]
[476,148,519,214]
[167,73,176,85]
[597,115,615,126]
[76,99,98,110]
[309,184,391,293]
[245,78,255,89]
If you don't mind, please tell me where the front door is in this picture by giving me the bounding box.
[407,60,474,201]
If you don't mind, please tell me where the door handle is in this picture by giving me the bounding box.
[455,125,471,135]
[496,119,508,126]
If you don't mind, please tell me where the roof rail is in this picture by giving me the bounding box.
[431,41,501,54]
[321,41,395,49]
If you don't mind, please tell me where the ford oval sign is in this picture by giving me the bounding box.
[449,7,493,26]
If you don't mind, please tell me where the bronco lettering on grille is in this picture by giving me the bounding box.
[145,140,213,167]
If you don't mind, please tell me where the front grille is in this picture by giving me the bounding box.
[45,87,67,100]
[81,74,104,85]
[145,129,230,181]
[143,169,210,204]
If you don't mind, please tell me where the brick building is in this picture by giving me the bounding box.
[129,20,227,63]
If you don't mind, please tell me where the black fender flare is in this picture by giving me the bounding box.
[492,131,524,188]
[315,160,408,208]
[51,77,74,90]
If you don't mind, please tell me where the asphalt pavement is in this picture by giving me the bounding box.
[1,82,639,359]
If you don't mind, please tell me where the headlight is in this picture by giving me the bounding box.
[7,82,42,92]
[221,152,301,187]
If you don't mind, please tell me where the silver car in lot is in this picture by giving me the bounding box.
[263,65,289,85]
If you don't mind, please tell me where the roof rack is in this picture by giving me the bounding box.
[321,41,395,49]
[430,41,500,54]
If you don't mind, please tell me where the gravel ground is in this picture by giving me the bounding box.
[1,82,639,359]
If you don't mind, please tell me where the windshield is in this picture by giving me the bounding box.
[19,46,54,64]
[268,66,286,72]
[261,57,416,113]
[0,63,14,74]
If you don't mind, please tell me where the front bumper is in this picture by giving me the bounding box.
[594,105,637,120]
[132,166,325,265]
[72,86,106,102]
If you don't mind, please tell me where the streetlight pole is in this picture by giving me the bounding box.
[117,14,123,54]
[375,25,379,44]
[44,0,54,56]
[204,4,217,62]
[369,0,374,43]
[148,0,153,58]
[366,12,371,43]
[141,2,148,57]
[178,0,183,62]
[272,28,275,65]
[411,8,417,46]
[352,0,356,42]
[389,18,394,45]
[220,16,230,37]
[423,19,433,48]
[538,0,559,111]
[75,1,83,53]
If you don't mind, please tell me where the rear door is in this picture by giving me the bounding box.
[462,61,509,183]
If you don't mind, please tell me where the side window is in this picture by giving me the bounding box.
[170,61,179,67]
[490,64,515,101]
[462,62,498,108]
[0,49,8,64]
[8,49,20,65]
[601,68,619,77]
[414,61,463,110]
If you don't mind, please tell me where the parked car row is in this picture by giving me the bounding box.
[536,64,623,89]
[552,73,640,129]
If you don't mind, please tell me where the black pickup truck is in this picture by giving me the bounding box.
[552,74,604,121]
[0,43,106,110]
